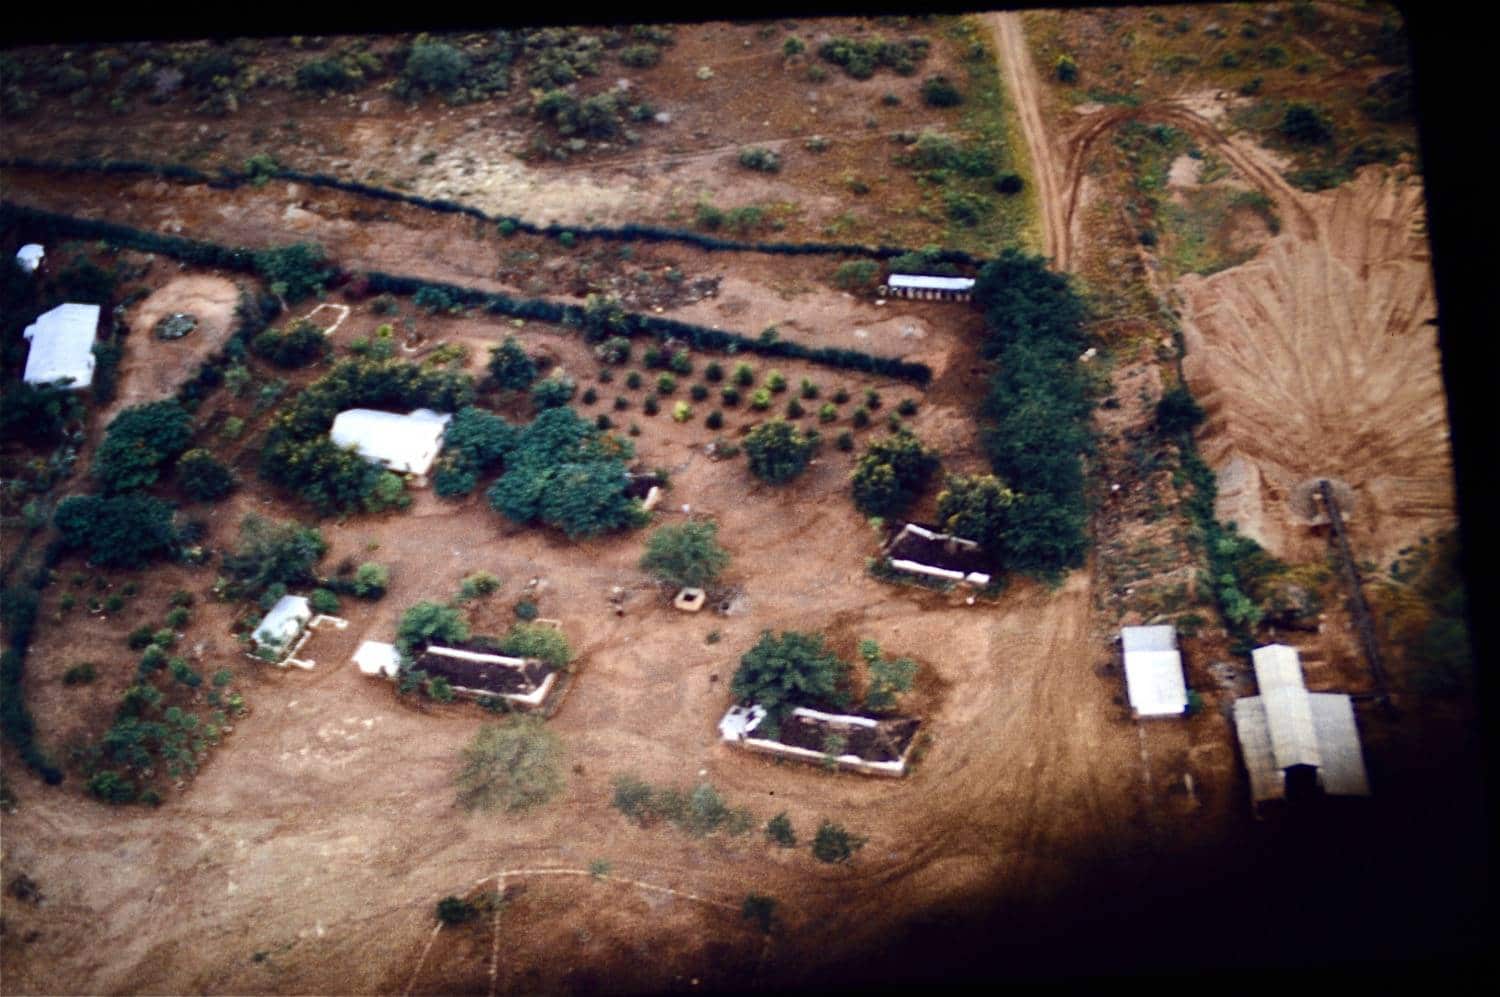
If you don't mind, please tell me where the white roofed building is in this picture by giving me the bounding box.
[15,244,45,274]
[253,595,312,652]
[885,273,976,301]
[353,640,402,678]
[1233,643,1371,815]
[329,408,452,477]
[22,303,99,390]
[1120,625,1189,717]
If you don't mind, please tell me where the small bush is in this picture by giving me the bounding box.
[785,399,804,419]
[766,811,797,847]
[436,896,478,925]
[836,430,855,452]
[643,396,660,416]
[1055,55,1078,83]
[732,362,755,387]
[164,606,191,629]
[738,147,781,173]
[625,371,644,389]
[706,410,724,430]
[310,588,341,614]
[742,894,777,934]
[920,75,962,106]
[811,820,866,863]
[766,371,787,393]
[672,400,693,423]
[656,373,677,395]
[63,663,98,685]
[352,562,390,599]
[721,386,741,407]
[514,598,538,621]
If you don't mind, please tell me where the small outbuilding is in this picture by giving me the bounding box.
[15,244,45,274]
[329,408,452,478]
[253,594,312,653]
[1233,643,1371,815]
[881,522,992,587]
[883,274,976,302]
[1120,625,1189,718]
[352,640,402,678]
[22,303,99,390]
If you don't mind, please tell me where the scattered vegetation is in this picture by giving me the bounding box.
[640,520,730,590]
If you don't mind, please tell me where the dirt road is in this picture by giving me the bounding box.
[991,12,1067,268]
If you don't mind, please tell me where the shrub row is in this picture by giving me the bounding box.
[1,157,984,266]
[971,250,1093,579]
[3,200,933,386]
[1,541,67,785]
[363,271,932,386]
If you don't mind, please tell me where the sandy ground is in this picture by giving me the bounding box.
[1176,166,1452,566]
[1,11,1479,992]
[102,274,242,423]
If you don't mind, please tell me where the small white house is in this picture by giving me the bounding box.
[15,244,45,274]
[352,640,402,678]
[884,274,976,302]
[329,408,452,477]
[22,303,99,390]
[253,595,312,652]
[1120,625,1189,718]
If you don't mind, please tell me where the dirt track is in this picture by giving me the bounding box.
[989,10,1453,566]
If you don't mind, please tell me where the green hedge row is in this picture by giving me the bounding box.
[0,201,931,385]
[0,156,982,267]
[362,271,933,385]
[1,542,67,785]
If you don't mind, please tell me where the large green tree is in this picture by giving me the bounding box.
[934,473,1014,555]
[53,494,177,569]
[640,520,730,590]
[488,337,538,390]
[731,630,850,735]
[850,431,940,519]
[92,400,193,493]
[396,601,470,653]
[744,419,815,484]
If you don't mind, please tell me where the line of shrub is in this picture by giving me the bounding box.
[2,200,934,388]
[0,157,984,266]
[1,542,67,785]
[363,272,933,385]
[971,250,1094,580]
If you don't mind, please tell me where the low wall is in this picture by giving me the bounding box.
[726,734,910,777]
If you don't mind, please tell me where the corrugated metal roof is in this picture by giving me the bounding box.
[887,274,976,292]
[329,408,451,475]
[1262,685,1322,769]
[1307,694,1372,797]
[1233,697,1284,805]
[1234,691,1371,803]
[1123,648,1187,716]
[22,303,98,389]
[1252,643,1306,693]
[1121,625,1177,653]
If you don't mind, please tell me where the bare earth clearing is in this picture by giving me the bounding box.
[1,8,1483,992]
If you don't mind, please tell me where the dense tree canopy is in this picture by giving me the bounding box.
[484,406,643,538]
[849,431,940,519]
[970,250,1093,578]
[487,337,538,390]
[91,400,193,493]
[53,494,177,568]
[176,448,235,502]
[397,601,471,653]
[934,473,1014,557]
[640,520,730,590]
[731,630,850,735]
